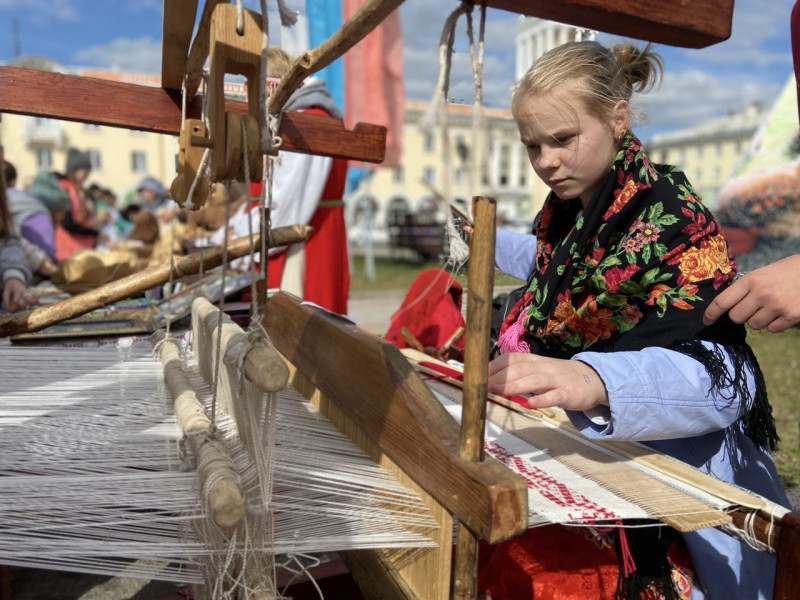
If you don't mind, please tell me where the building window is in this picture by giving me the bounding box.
[424,133,434,152]
[499,174,508,186]
[88,150,102,171]
[713,166,721,181]
[735,140,743,153]
[131,151,147,173]
[696,146,703,159]
[715,142,722,157]
[35,147,52,170]
[83,123,100,132]
[696,168,702,182]
[455,168,463,185]
[393,167,404,183]
[424,167,434,184]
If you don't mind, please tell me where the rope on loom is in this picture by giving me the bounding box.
[721,504,785,555]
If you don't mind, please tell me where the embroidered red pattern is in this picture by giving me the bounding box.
[486,440,618,521]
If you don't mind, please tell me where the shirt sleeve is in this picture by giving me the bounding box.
[495,228,536,281]
[566,342,754,441]
[0,238,31,285]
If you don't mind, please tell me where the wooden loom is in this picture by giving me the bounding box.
[2,1,800,599]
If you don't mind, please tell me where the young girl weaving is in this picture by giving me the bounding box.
[481,41,789,600]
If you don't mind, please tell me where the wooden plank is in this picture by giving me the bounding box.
[773,512,800,600]
[0,66,386,163]
[483,0,734,48]
[161,0,199,91]
[261,292,528,544]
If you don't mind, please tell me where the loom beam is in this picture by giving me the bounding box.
[479,0,734,48]
[262,292,528,546]
[0,66,386,164]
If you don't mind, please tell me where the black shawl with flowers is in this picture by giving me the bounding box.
[498,134,777,452]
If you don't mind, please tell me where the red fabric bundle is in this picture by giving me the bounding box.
[384,268,465,352]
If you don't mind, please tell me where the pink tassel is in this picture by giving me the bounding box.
[497,309,530,354]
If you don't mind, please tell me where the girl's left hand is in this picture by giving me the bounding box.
[487,352,608,411]
[2,278,38,313]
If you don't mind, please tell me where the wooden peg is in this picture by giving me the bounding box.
[208,4,262,181]
[170,118,210,210]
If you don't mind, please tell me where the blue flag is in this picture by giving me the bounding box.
[306,0,344,111]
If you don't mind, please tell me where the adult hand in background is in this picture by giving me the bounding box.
[488,352,608,411]
[704,254,800,333]
[2,278,37,313]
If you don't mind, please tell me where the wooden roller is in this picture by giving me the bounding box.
[156,334,245,529]
[0,225,312,338]
[192,296,289,393]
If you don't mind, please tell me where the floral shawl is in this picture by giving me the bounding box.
[498,134,777,452]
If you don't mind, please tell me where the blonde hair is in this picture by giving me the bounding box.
[511,41,663,126]
[266,47,293,79]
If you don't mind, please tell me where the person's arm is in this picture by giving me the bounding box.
[61,209,99,237]
[565,343,752,441]
[16,235,48,273]
[495,228,536,280]
[703,254,800,332]
[0,238,35,312]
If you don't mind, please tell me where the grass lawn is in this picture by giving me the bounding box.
[748,327,800,487]
[350,256,800,486]
[349,256,524,292]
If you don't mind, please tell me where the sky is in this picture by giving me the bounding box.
[0,0,794,140]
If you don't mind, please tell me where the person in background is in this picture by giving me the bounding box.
[213,47,349,315]
[3,161,59,262]
[0,161,37,312]
[54,148,101,260]
[703,254,800,332]
[135,176,170,213]
[481,40,787,600]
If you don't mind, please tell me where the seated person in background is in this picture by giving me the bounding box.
[0,170,37,312]
[55,148,101,260]
[3,160,62,262]
[136,176,170,213]
[481,41,787,600]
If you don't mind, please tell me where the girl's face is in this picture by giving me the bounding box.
[516,83,627,208]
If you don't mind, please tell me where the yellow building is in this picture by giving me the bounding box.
[644,103,766,206]
[347,99,539,243]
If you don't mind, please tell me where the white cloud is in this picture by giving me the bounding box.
[0,0,78,22]
[634,69,785,138]
[72,36,161,73]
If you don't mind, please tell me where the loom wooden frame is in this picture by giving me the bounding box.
[0,1,797,599]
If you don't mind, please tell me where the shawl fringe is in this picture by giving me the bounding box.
[669,339,779,452]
